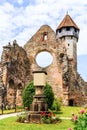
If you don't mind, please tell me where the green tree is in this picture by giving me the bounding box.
[44,83,54,109]
[22,81,35,109]
[51,98,62,111]
[22,82,54,109]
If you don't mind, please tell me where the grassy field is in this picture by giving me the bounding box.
[0,107,24,115]
[0,117,74,130]
[58,106,83,117]
[0,106,84,130]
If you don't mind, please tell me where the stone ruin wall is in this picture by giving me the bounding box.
[0,25,87,107]
[24,25,64,98]
[1,41,32,107]
[24,25,87,106]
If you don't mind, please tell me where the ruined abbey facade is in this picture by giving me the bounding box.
[0,14,87,108]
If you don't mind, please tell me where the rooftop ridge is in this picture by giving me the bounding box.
[57,14,80,30]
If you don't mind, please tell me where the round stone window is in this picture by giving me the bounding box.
[36,51,53,68]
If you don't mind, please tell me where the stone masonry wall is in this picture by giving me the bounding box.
[24,25,87,106]
[24,25,63,98]
[0,25,87,107]
[1,40,32,106]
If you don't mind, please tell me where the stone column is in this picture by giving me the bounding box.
[28,70,48,123]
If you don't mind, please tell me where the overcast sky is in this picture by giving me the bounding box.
[0,0,87,80]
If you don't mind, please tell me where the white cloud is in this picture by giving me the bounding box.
[0,0,87,56]
[17,0,23,4]
[0,0,87,80]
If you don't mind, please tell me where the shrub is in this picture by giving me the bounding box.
[51,98,62,111]
[44,83,54,109]
[22,82,54,110]
[71,109,87,130]
[6,105,11,110]
[16,112,27,123]
[22,81,35,110]
[41,112,61,124]
[16,106,24,109]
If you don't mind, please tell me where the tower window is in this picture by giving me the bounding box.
[74,28,77,32]
[59,29,61,33]
[71,36,73,39]
[43,33,48,41]
[66,27,70,31]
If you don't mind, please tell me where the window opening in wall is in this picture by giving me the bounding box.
[66,27,70,31]
[43,33,47,41]
[59,29,61,33]
[68,43,70,46]
[9,79,14,88]
[71,36,73,39]
[36,51,53,68]
[74,28,77,32]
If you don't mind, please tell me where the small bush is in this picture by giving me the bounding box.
[16,106,24,110]
[22,81,35,110]
[51,98,62,111]
[16,112,27,123]
[44,83,54,109]
[41,112,61,124]
[70,109,87,130]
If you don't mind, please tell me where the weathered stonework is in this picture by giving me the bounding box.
[0,14,87,107]
[0,40,32,107]
[24,24,87,106]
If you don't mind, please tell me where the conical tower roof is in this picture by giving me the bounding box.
[57,14,80,30]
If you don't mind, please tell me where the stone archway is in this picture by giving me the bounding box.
[7,79,15,106]
[9,79,14,88]
[16,83,23,106]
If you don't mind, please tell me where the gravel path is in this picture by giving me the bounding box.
[0,112,23,120]
[0,112,71,120]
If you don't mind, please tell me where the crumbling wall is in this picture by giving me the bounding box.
[1,40,32,106]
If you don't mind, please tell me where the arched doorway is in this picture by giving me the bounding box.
[7,79,15,107]
[69,99,74,106]
[16,83,23,106]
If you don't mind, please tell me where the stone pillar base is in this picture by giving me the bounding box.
[28,113,41,123]
[26,111,49,123]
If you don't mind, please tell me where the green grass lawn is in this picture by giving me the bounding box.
[58,106,83,117]
[0,117,74,130]
[0,106,84,130]
[0,107,24,115]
